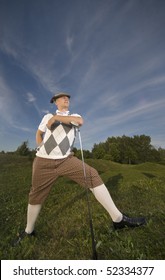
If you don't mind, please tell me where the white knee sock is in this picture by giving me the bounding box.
[90,184,122,222]
[25,204,42,234]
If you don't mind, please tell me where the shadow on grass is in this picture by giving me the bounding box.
[142,172,157,179]
[50,190,87,217]
[106,173,123,191]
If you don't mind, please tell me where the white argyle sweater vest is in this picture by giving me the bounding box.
[36,110,81,159]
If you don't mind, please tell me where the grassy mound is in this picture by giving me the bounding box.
[0,155,165,259]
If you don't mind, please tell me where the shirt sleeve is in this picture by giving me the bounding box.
[71,113,82,118]
[38,113,53,132]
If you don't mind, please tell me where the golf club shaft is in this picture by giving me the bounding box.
[78,128,98,260]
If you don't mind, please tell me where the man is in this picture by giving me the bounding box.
[13,92,146,246]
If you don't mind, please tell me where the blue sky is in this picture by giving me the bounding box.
[0,0,165,152]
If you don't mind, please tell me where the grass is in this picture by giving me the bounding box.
[0,154,165,260]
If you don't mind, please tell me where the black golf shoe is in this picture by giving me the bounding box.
[12,230,35,247]
[113,215,146,230]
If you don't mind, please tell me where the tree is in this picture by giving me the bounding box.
[133,135,152,163]
[92,143,106,159]
[108,142,120,162]
[16,141,30,156]
[90,134,162,164]
[158,147,165,162]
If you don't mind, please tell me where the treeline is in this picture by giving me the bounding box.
[73,135,165,164]
[1,135,165,164]
[0,141,35,159]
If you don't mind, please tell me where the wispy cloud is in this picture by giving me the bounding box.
[42,109,50,114]
[66,35,74,54]
[0,76,32,133]
[0,0,165,151]
[0,76,18,124]
[80,95,165,150]
[26,92,36,103]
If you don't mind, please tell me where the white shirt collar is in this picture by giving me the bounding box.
[56,110,70,116]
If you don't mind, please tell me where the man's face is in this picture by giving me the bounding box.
[55,95,70,109]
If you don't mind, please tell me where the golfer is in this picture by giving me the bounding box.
[13,92,146,246]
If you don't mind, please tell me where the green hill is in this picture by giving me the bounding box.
[0,154,165,259]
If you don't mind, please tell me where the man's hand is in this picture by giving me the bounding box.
[46,116,56,130]
[36,129,44,145]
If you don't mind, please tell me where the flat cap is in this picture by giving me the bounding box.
[50,92,71,103]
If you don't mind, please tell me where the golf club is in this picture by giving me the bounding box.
[71,121,98,260]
